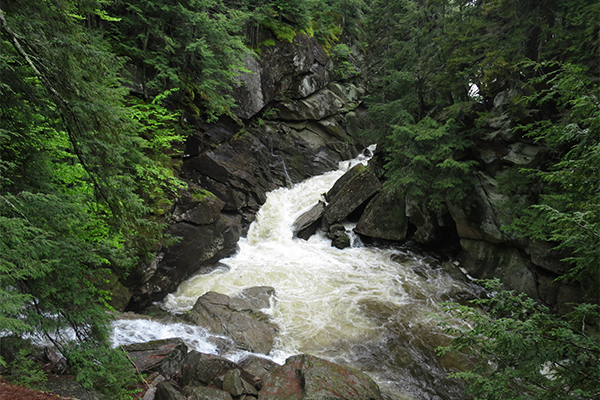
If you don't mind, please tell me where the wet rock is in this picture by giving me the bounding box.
[126,214,242,312]
[459,239,539,301]
[502,142,542,167]
[179,352,260,391]
[323,164,381,226]
[259,34,329,103]
[223,369,258,397]
[448,172,512,244]
[123,338,187,380]
[172,186,225,225]
[179,352,239,388]
[234,286,277,310]
[182,385,234,400]
[526,240,570,275]
[238,355,279,385]
[274,85,357,121]
[233,55,264,120]
[258,354,382,400]
[183,291,277,354]
[155,381,187,400]
[328,224,351,249]
[355,191,408,241]
[293,201,325,240]
[405,194,436,243]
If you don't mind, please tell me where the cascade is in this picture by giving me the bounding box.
[112,149,482,400]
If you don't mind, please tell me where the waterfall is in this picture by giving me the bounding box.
[112,148,481,400]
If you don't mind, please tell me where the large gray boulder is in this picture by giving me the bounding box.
[355,191,408,241]
[183,386,234,400]
[323,164,381,226]
[123,338,187,380]
[179,351,260,391]
[232,32,331,122]
[448,172,514,244]
[183,291,277,354]
[258,354,382,400]
[293,201,325,240]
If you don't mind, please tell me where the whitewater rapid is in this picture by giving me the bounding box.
[112,149,480,400]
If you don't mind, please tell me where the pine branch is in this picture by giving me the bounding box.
[0,9,117,216]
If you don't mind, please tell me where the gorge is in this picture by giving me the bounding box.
[1,1,597,399]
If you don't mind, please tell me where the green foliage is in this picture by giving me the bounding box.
[437,280,600,400]
[8,350,48,390]
[65,343,141,399]
[261,17,298,42]
[0,0,183,396]
[106,0,252,121]
[382,116,478,211]
[330,44,359,80]
[505,61,600,286]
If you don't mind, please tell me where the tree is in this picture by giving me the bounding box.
[1,0,184,395]
[437,280,600,400]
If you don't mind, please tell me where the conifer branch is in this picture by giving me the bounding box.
[0,9,116,216]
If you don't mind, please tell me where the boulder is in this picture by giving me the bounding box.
[123,338,187,380]
[172,187,225,225]
[238,355,280,385]
[182,385,234,400]
[448,172,513,244]
[126,214,242,312]
[183,291,277,354]
[235,286,277,310]
[179,352,259,391]
[405,194,436,243]
[355,191,407,241]
[328,224,351,249]
[223,369,259,397]
[526,240,570,275]
[233,55,264,120]
[293,201,325,240]
[459,239,539,301]
[274,89,341,121]
[258,354,382,400]
[323,164,381,226]
[179,352,239,388]
[502,142,542,167]
[155,381,187,400]
[258,34,329,103]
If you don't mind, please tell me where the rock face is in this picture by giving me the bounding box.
[323,164,381,226]
[258,354,382,400]
[126,30,369,312]
[183,290,277,354]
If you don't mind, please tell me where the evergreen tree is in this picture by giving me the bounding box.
[1,0,184,395]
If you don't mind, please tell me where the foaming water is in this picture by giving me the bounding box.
[121,149,480,400]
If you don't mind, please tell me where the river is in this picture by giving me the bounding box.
[112,150,482,400]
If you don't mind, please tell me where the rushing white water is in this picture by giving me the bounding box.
[113,149,482,400]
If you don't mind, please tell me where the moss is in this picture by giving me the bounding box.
[190,187,216,203]
[261,18,297,43]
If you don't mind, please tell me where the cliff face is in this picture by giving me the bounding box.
[126,32,369,311]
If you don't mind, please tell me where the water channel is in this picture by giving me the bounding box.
[112,151,482,400]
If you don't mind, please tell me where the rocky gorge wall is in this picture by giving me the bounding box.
[125,31,370,311]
